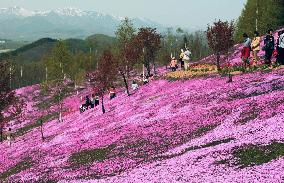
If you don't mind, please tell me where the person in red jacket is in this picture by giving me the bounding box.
[241,33,252,68]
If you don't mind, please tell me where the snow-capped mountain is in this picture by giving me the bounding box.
[0,7,166,40]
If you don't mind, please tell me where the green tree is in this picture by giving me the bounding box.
[67,51,87,89]
[137,27,161,76]
[115,18,138,96]
[43,41,71,122]
[235,0,284,42]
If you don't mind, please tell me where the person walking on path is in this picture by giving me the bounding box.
[263,29,275,66]
[241,33,252,68]
[251,31,261,65]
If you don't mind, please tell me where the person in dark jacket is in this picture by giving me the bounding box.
[263,29,275,65]
[94,94,100,106]
[79,96,92,113]
[276,30,284,65]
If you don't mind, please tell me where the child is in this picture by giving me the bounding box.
[170,57,178,72]
[143,77,149,85]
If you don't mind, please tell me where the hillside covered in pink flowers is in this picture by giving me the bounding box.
[1,58,284,182]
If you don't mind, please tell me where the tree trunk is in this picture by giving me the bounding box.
[0,126,3,142]
[59,111,62,122]
[152,58,157,75]
[101,95,106,114]
[40,120,44,141]
[144,57,151,77]
[122,72,130,96]
[216,52,221,71]
[59,103,63,122]
[145,61,151,77]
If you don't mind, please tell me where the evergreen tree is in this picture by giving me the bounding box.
[235,0,284,42]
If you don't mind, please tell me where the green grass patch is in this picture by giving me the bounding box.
[154,138,235,161]
[35,97,54,110]
[214,159,230,165]
[233,142,284,168]
[193,125,218,138]
[0,157,33,180]
[13,112,58,137]
[69,145,115,168]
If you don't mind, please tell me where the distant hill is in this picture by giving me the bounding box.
[0,7,166,41]
[0,34,116,64]
[0,38,57,63]
[85,34,117,51]
[0,39,29,50]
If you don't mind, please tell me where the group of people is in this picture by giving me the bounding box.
[242,29,284,67]
[79,94,100,113]
[79,80,143,113]
[170,48,192,72]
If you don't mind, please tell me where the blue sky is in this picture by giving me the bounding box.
[1,0,247,28]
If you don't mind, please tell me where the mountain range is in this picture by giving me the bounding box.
[0,7,166,41]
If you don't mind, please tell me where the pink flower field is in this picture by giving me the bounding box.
[1,61,284,182]
[2,29,284,182]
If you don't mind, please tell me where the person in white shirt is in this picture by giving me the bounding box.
[132,81,139,90]
[183,48,192,71]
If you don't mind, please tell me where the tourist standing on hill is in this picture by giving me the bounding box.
[170,57,178,72]
[6,128,12,146]
[276,30,284,65]
[90,94,95,108]
[94,94,100,107]
[241,33,251,68]
[251,31,261,65]
[179,49,185,69]
[263,29,275,66]
[132,81,139,91]
[183,48,192,71]
[109,86,116,100]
